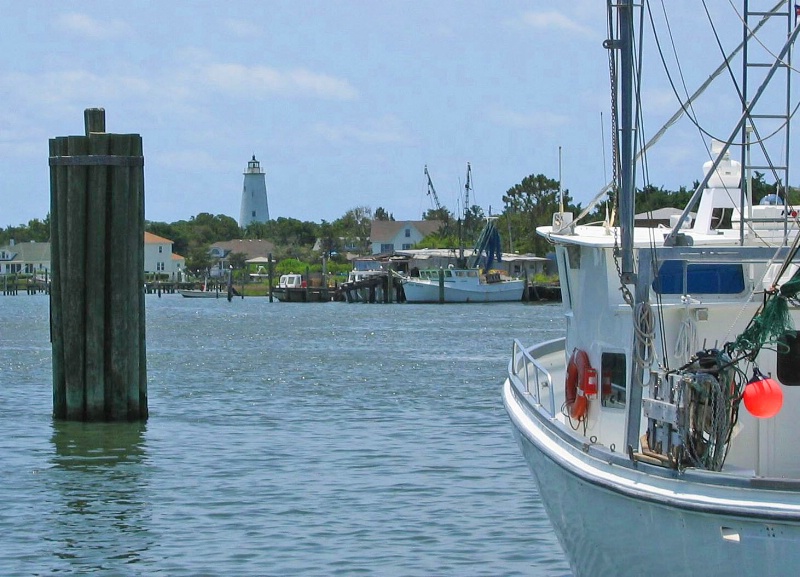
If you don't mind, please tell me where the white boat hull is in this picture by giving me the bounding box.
[178,289,219,298]
[504,373,800,577]
[402,279,524,303]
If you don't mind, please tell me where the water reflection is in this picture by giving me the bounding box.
[47,420,153,572]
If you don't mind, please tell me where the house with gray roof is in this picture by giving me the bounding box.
[0,241,51,276]
[208,239,276,276]
[369,220,443,255]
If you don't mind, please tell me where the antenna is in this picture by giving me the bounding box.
[558,147,564,213]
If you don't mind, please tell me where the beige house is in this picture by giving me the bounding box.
[208,239,276,277]
[369,220,443,255]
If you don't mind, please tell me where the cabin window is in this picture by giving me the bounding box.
[778,332,800,386]
[652,260,745,295]
[601,352,627,408]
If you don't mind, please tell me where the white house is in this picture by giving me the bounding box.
[144,232,185,279]
[369,220,442,255]
[1,234,185,279]
[0,240,51,276]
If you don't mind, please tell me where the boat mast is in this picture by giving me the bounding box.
[607,0,643,454]
[617,0,636,282]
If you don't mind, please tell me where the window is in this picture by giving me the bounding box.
[402,243,412,250]
[405,228,411,238]
[252,210,256,218]
[653,260,745,295]
[380,243,394,253]
[158,246,163,253]
[601,352,627,408]
[778,333,800,386]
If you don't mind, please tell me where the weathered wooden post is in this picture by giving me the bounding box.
[438,268,445,304]
[268,253,274,302]
[384,265,392,304]
[523,269,529,302]
[49,108,147,421]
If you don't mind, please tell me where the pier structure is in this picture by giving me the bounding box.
[337,271,405,303]
[239,155,270,228]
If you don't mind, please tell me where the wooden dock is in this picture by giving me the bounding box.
[337,273,405,303]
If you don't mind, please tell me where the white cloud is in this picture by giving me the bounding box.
[312,116,412,145]
[520,11,594,37]
[55,13,132,40]
[202,63,358,100]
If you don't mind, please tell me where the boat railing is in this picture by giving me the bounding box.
[510,338,558,417]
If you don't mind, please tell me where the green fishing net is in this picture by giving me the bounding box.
[726,268,800,358]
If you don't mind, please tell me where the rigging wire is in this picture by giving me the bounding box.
[567,1,791,230]
[726,0,800,74]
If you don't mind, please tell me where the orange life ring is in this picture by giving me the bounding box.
[566,349,594,420]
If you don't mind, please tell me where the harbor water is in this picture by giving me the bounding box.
[1,295,570,576]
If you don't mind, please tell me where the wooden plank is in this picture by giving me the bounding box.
[84,133,109,419]
[130,134,147,419]
[107,134,132,420]
[63,135,89,420]
[49,136,67,418]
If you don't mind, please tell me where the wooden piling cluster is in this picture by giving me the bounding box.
[49,108,147,421]
[338,272,405,303]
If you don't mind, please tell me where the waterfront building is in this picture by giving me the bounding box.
[369,220,442,255]
[208,238,276,277]
[0,240,50,276]
[0,234,185,279]
[144,232,185,279]
[239,155,270,228]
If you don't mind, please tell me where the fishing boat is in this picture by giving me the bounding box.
[401,219,525,303]
[503,2,800,576]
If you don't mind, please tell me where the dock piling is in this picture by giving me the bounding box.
[49,108,147,421]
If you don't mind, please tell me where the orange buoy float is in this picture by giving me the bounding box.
[566,349,594,420]
[743,371,783,419]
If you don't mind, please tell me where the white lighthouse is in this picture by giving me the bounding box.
[239,155,270,228]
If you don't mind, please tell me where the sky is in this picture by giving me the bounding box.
[1,1,796,229]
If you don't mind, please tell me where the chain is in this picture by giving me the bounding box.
[608,11,634,308]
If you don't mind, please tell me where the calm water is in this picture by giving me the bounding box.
[0,295,570,576]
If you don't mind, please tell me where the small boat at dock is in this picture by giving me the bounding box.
[178,289,219,299]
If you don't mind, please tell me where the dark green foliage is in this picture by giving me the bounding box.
[499,173,581,256]
[374,206,394,221]
[0,215,50,246]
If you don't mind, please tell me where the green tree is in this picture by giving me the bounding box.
[228,251,248,270]
[333,206,372,253]
[501,173,579,255]
[374,206,394,221]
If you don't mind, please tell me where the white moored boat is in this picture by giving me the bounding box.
[402,219,525,303]
[402,267,524,303]
[503,2,800,576]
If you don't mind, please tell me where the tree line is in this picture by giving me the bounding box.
[1,171,791,271]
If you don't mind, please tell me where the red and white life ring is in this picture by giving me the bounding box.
[565,349,597,420]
